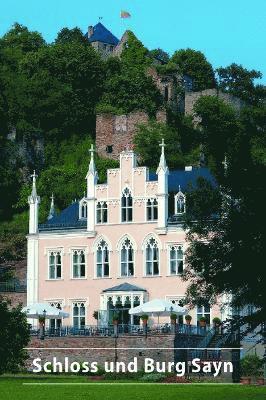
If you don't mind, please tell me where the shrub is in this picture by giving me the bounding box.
[212,317,221,325]
[104,370,144,381]
[185,314,192,321]
[240,354,263,378]
[170,313,177,320]
[140,373,166,382]
[199,316,207,322]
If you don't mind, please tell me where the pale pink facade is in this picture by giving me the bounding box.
[27,148,223,327]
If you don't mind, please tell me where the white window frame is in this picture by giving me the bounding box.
[196,304,211,325]
[79,198,87,219]
[168,244,184,275]
[120,238,135,277]
[121,187,133,223]
[71,249,86,279]
[96,201,108,224]
[72,301,86,328]
[96,240,110,278]
[48,301,63,329]
[146,198,158,221]
[48,250,62,280]
[145,237,160,276]
[174,190,186,214]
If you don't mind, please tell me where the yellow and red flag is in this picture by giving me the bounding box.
[120,10,131,18]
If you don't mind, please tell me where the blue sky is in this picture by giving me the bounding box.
[0,0,265,82]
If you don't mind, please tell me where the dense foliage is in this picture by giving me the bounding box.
[183,98,266,328]
[0,299,30,373]
[171,48,216,91]
[98,31,162,115]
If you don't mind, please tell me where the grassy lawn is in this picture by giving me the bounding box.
[0,376,265,400]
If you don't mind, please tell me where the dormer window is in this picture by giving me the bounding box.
[79,198,87,219]
[175,187,186,214]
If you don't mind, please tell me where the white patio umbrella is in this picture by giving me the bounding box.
[22,303,69,319]
[129,298,186,323]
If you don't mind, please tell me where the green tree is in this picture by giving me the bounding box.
[120,31,151,70]
[193,95,239,179]
[1,23,45,53]
[183,100,266,328]
[55,27,88,45]
[0,299,30,373]
[134,121,183,170]
[17,42,104,138]
[99,32,162,116]
[149,48,170,64]
[216,63,265,105]
[171,48,216,91]
[15,137,119,218]
[99,69,162,116]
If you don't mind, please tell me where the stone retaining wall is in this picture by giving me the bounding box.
[26,335,175,370]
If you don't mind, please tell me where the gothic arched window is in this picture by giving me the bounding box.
[72,249,86,278]
[121,188,133,222]
[80,200,87,219]
[73,302,86,328]
[96,240,109,278]
[169,245,184,275]
[120,238,134,277]
[175,189,186,214]
[145,237,159,276]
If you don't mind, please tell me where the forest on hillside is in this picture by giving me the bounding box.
[0,22,265,281]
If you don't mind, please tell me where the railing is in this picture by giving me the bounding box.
[0,281,27,293]
[215,331,240,348]
[167,214,185,225]
[39,221,87,231]
[188,328,218,360]
[29,323,212,338]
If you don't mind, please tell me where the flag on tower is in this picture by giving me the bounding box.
[120,10,131,18]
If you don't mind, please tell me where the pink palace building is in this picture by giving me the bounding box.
[26,142,227,329]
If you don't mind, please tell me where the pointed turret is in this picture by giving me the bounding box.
[156,138,168,173]
[28,171,40,234]
[156,139,169,233]
[27,170,40,317]
[47,193,55,220]
[86,144,98,234]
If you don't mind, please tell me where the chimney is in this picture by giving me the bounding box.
[88,26,94,38]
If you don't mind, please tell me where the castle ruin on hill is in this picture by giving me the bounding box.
[85,23,243,160]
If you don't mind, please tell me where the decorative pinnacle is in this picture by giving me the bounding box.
[159,138,165,152]
[30,170,38,198]
[88,144,96,173]
[48,193,55,220]
[157,138,168,172]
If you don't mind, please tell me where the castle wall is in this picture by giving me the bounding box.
[185,89,243,119]
[96,110,166,160]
